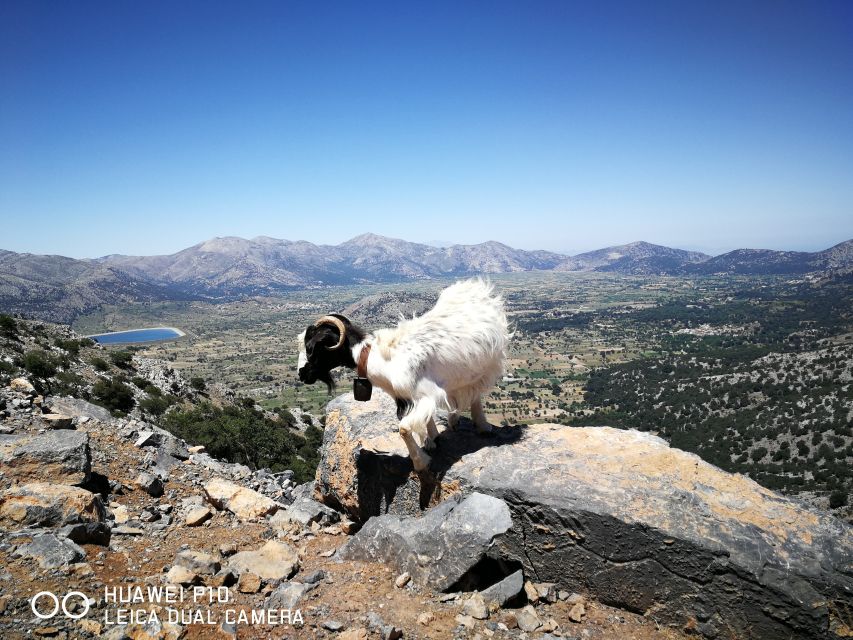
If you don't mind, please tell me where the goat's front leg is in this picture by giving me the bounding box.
[399,396,435,472]
[471,396,493,434]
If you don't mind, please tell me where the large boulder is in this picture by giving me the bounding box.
[0,482,105,526]
[15,533,86,568]
[338,492,513,592]
[316,391,853,640]
[0,430,91,485]
[47,396,113,423]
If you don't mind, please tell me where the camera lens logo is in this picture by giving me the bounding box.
[30,591,90,620]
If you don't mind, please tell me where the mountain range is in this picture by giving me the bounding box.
[1,234,851,322]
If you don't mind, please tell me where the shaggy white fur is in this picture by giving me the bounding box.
[352,278,510,471]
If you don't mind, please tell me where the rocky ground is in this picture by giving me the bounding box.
[0,320,692,640]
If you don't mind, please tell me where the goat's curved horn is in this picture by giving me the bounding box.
[314,316,347,350]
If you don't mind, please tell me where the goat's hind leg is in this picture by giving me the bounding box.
[424,417,440,451]
[399,396,435,472]
[471,396,493,434]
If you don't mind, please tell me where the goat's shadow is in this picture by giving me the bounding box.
[354,416,527,521]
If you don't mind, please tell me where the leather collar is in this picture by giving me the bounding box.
[357,343,371,379]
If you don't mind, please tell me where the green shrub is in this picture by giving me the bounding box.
[109,350,134,369]
[54,338,81,356]
[829,490,848,509]
[0,314,18,336]
[91,357,110,372]
[23,349,58,379]
[190,377,207,392]
[92,378,135,415]
[131,376,149,389]
[139,394,176,416]
[53,371,86,396]
[0,360,17,376]
[162,402,320,483]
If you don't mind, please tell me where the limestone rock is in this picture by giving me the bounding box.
[394,572,411,588]
[174,550,221,576]
[57,521,111,546]
[480,569,523,608]
[318,393,853,640]
[204,477,278,521]
[48,396,112,422]
[16,534,86,568]
[185,507,213,527]
[461,593,489,619]
[237,572,261,593]
[228,540,299,581]
[10,377,35,394]
[41,413,74,429]
[271,494,339,528]
[568,601,585,622]
[135,471,164,497]
[166,565,198,586]
[515,605,541,632]
[337,492,512,592]
[0,483,105,527]
[265,581,315,610]
[2,430,91,485]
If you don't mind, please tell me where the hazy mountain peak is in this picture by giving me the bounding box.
[195,236,256,253]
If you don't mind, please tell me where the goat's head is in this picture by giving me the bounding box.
[297,314,362,391]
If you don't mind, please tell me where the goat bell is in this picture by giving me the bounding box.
[353,377,372,401]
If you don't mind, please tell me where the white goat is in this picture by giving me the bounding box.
[297,278,510,472]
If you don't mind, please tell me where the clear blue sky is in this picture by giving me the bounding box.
[1,1,851,258]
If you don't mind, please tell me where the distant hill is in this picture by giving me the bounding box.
[555,241,709,275]
[1,235,851,321]
[0,250,180,323]
[685,239,853,275]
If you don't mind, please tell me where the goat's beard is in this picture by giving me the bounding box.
[317,369,335,394]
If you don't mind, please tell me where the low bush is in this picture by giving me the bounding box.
[92,378,135,415]
[162,402,320,483]
[23,349,58,379]
[109,350,134,369]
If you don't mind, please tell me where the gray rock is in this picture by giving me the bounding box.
[301,569,327,584]
[174,550,221,576]
[265,582,315,610]
[318,392,853,640]
[461,593,489,619]
[227,540,299,581]
[134,472,164,497]
[57,522,111,546]
[159,437,189,461]
[480,569,523,608]
[48,396,113,422]
[152,448,179,480]
[270,496,339,528]
[135,430,160,447]
[16,533,86,568]
[515,605,542,632]
[41,413,74,429]
[338,492,512,592]
[4,429,91,485]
